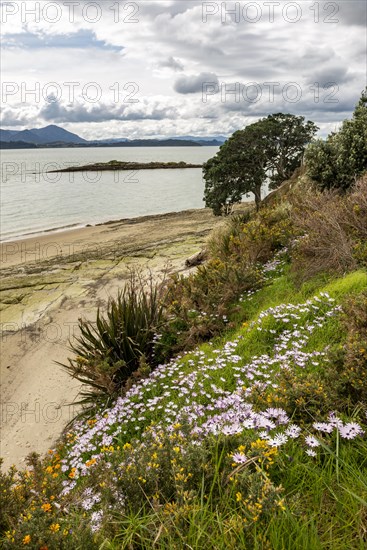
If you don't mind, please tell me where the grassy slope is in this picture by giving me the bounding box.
[64,269,367,548]
[2,267,366,549]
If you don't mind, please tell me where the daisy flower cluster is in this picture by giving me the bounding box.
[59,289,365,496]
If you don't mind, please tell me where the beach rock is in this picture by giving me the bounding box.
[185,250,207,267]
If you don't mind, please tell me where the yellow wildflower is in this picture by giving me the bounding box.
[41,503,52,513]
[5,530,15,542]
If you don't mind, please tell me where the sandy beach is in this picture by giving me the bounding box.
[0,208,227,470]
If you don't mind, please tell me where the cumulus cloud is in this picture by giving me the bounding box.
[174,72,219,94]
[39,99,179,123]
[1,29,122,51]
[0,0,365,137]
[333,0,367,27]
[157,56,185,72]
[305,66,354,86]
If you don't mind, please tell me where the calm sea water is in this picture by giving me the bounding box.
[0,146,259,241]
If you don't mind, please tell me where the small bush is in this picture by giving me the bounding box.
[61,271,165,414]
[74,425,284,546]
[327,290,367,407]
[156,205,293,360]
[291,175,367,281]
[0,461,24,534]
[252,369,336,424]
[0,452,99,550]
[157,261,262,358]
[305,88,367,191]
[208,204,293,265]
[207,211,252,261]
[239,204,293,264]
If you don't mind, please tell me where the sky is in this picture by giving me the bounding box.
[0,0,366,140]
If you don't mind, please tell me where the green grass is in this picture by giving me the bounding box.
[1,269,366,550]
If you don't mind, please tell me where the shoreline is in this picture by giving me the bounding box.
[1,207,220,245]
[1,205,254,268]
[0,208,205,245]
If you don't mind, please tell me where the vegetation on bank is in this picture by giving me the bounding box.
[47,161,202,173]
[203,88,367,215]
[305,89,367,191]
[203,113,317,213]
[1,170,366,549]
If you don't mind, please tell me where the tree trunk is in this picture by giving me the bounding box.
[254,185,262,210]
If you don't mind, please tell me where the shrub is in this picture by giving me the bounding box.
[239,204,293,264]
[207,211,252,261]
[61,271,166,414]
[157,261,262,358]
[0,461,23,534]
[291,188,355,281]
[156,204,293,359]
[75,425,284,546]
[252,369,336,424]
[290,175,367,281]
[305,88,367,191]
[0,452,100,550]
[327,290,367,407]
[208,204,293,265]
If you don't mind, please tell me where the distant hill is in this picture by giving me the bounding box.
[0,125,225,148]
[30,125,87,144]
[99,139,201,147]
[92,135,227,145]
[0,139,202,149]
[172,135,227,144]
[0,125,87,145]
[0,140,38,149]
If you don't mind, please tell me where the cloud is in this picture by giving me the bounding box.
[0,105,38,127]
[39,99,179,123]
[305,66,354,86]
[0,0,365,138]
[1,29,122,51]
[174,72,219,94]
[334,0,367,27]
[157,56,184,72]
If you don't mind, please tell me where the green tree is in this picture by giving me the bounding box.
[203,114,317,215]
[262,113,318,189]
[203,124,269,214]
[306,88,367,191]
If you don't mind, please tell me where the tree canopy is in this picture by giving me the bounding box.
[305,88,367,191]
[203,113,318,215]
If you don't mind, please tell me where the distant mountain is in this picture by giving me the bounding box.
[0,125,87,145]
[30,125,87,144]
[91,138,130,144]
[0,140,38,149]
[0,129,20,142]
[92,136,226,145]
[92,139,202,147]
[0,125,225,148]
[172,135,227,144]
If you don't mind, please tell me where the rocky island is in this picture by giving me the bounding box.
[47,160,203,173]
